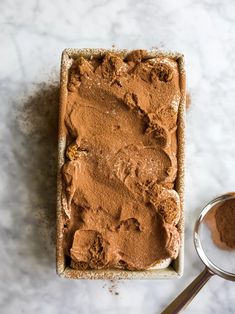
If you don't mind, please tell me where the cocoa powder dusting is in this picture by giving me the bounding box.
[216,199,235,249]
[61,50,183,270]
[205,198,235,250]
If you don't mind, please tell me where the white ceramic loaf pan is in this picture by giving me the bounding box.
[56,49,186,279]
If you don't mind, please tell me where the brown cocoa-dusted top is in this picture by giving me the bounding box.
[62,50,182,270]
[205,199,235,250]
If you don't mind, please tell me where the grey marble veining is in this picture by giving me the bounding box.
[1,0,235,313]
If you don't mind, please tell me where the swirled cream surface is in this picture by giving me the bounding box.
[62,50,182,270]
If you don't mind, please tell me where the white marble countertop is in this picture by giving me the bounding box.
[1,0,235,313]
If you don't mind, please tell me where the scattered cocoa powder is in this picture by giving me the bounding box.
[186,92,191,110]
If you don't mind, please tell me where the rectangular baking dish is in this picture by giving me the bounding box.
[57,48,186,279]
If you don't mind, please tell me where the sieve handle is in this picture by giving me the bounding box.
[161,267,214,314]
